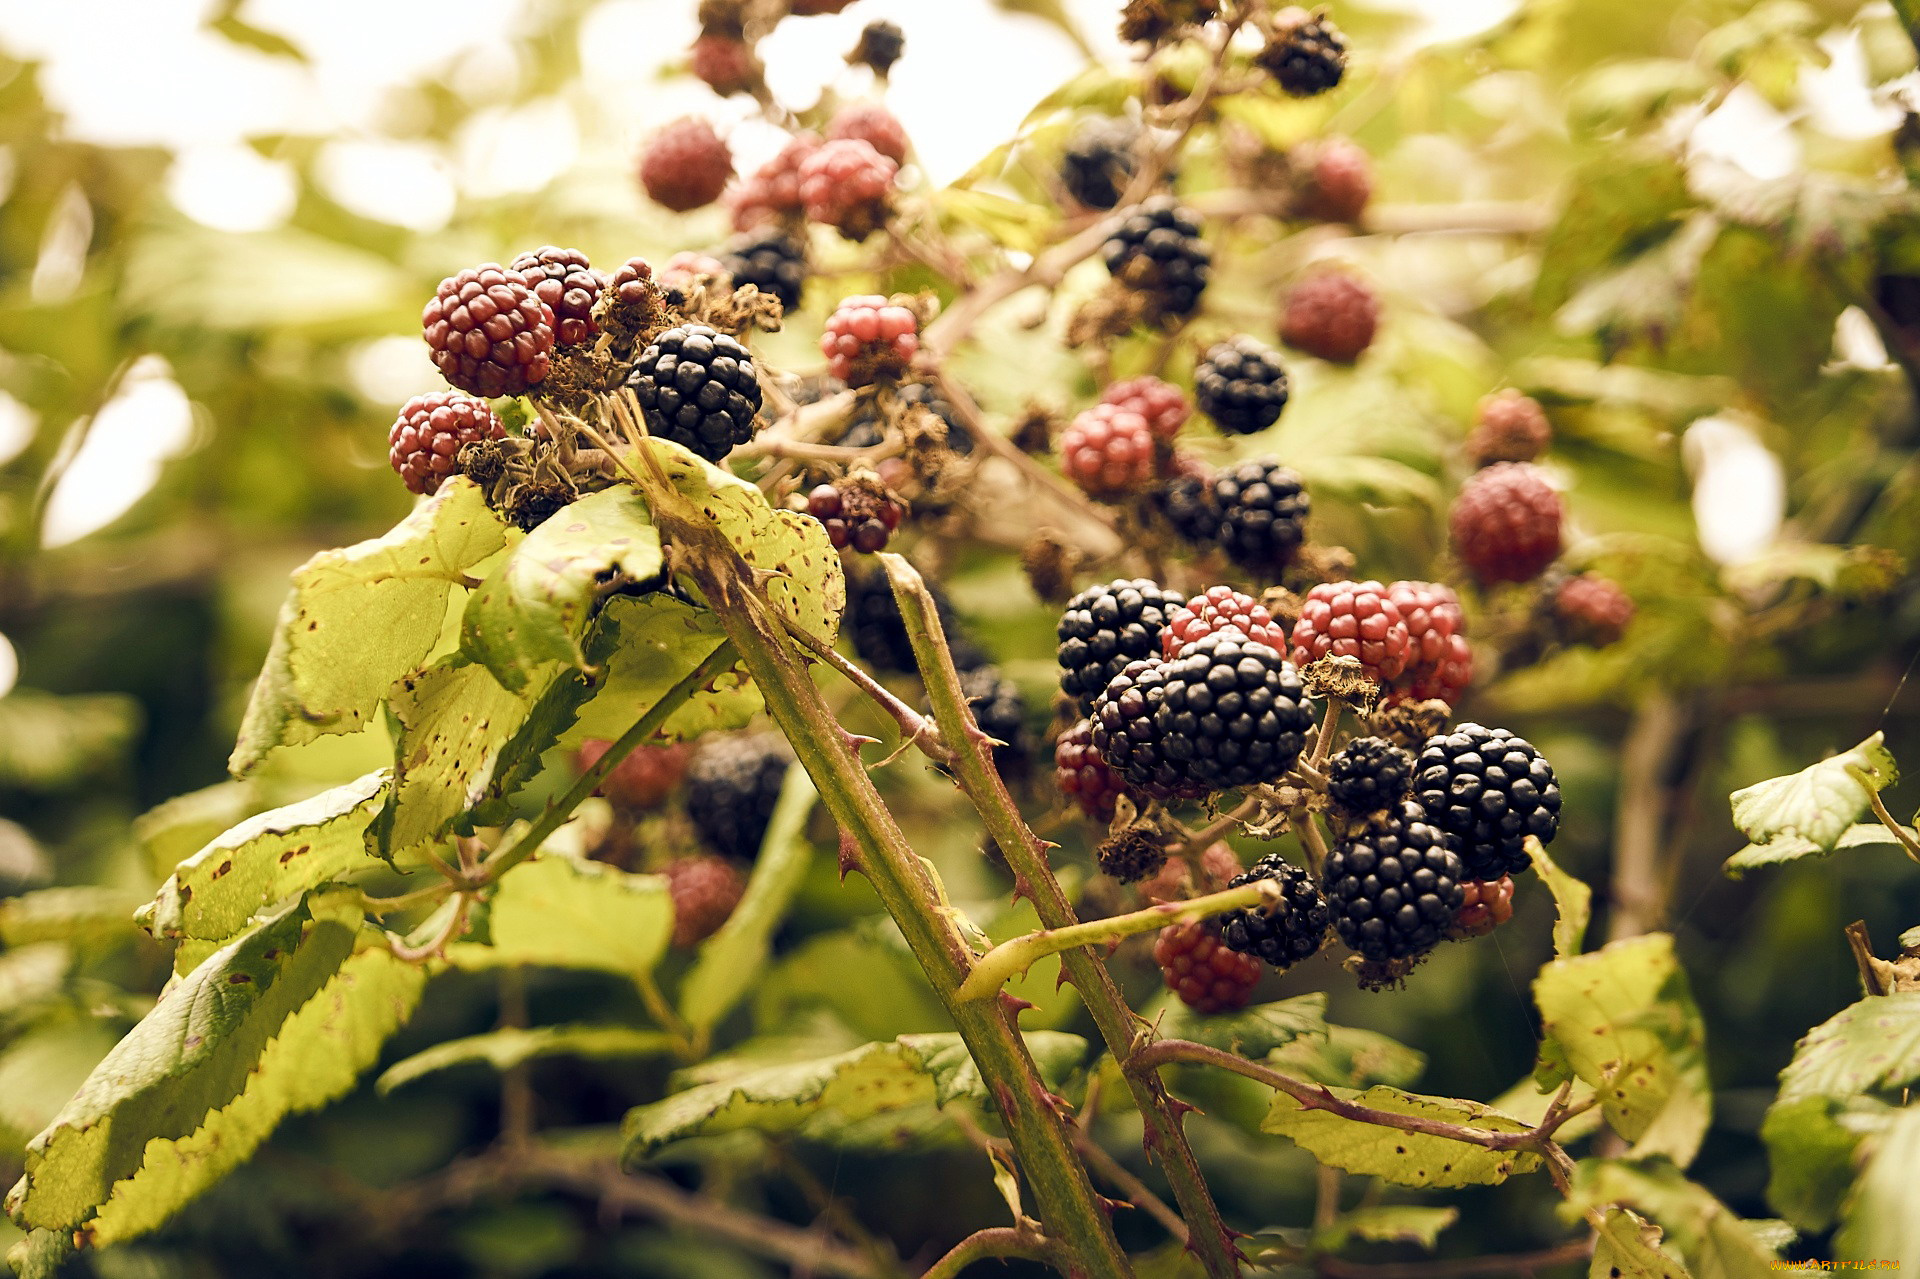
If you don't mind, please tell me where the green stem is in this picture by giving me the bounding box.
[479,641,740,884]
[1855,773,1920,866]
[956,882,1275,1003]
[922,1227,1055,1279]
[643,488,1132,1279]
[881,554,1243,1279]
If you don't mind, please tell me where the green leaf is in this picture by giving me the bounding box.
[935,188,1055,256]
[482,595,761,817]
[1570,1158,1781,1279]
[1260,1086,1543,1188]
[1534,934,1711,1165]
[5,896,364,1232]
[1724,822,1919,877]
[1528,835,1591,958]
[0,947,70,1020]
[0,888,142,948]
[461,487,663,693]
[1153,994,1328,1060]
[146,770,389,944]
[644,438,845,641]
[373,658,534,858]
[231,480,510,775]
[377,1025,677,1094]
[680,765,818,1035]
[123,224,409,333]
[1836,1103,1920,1264]
[0,692,141,792]
[1776,993,1920,1105]
[1727,733,1899,861]
[1315,1204,1458,1252]
[1761,1095,1864,1233]
[0,1022,123,1140]
[1591,1206,1693,1279]
[133,781,259,882]
[1269,1025,1426,1090]
[620,1032,1086,1161]
[82,938,424,1246]
[448,853,670,982]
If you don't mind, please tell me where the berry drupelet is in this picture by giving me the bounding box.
[1101,375,1191,442]
[1386,581,1472,706]
[508,246,604,348]
[1060,403,1157,498]
[1055,719,1130,823]
[821,295,919,386]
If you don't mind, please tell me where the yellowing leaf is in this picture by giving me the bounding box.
[449,853,671,982]
[231,480,509,775]
[378,1025,677,1094]
[1728,733,1898,861]
[1534,934,1711,1165]
[1261,1086,1542,1188]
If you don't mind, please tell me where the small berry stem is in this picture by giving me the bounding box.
[1308,698,1343,772]
[955,882,1276,1003]
[1295,808,1331,878]
[776,614,954,766]
[1855,770,1920,866]
[920,1227,1056,1279]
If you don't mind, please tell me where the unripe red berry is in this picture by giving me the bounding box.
[1163,586,1289,656]
[1450,876,1514,938]
[799,137,898,240]
[821,295,919,386]
[638,117,734,213]
[728,132,819,231]
[663,854,747,948]
[1060,403,1156,498]
[1100,375,1191,442]
[388,392,506,495]
[1385,580,1472,706]
[690,33,758,97]
[659,250,731,293]
[1299,137,1372,223]
[1290,579,1411,683]
[1468,389,1552,466]
[1553,573,1634,646]
[508,246,603,349]
[1054,719,1128,823]
[579,739,693,811]
[826,102,909,165]
[421,264,556,397]
[1450,463,1563,585]
[1155,921,1263,1014]
[1281,271,1379,363]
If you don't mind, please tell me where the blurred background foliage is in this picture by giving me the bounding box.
[2,0,1920,1274]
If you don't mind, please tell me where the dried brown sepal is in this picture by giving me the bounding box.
[1021,531,1082,605]
[1258,586,1304,629]
[1349,952,1423,992]
[1302,654,1379,711]
[1118,0,1220,44]
[1066,282,1155,348]
[1096,825,1169,883]
[1283,543,1357,591]
[1010,402,1061,454]
[1368,698,1452,752]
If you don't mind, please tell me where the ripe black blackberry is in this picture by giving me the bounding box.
[1218,855,1331,969]
[1090,631,1313,795]
[1212,460,1310,575]
[1321,801,1465,962]
[1060,117,1140,210]
[627,324,763,461]
[840,382,972,455]
[957,665,1031,775]
[1195,337,1289,435]
[1413,724,1561,879]
[848,20,905,77]
[1260,6,1348,98]
[1056,579,1187,713]
[720,228,809,313]
[849,572,986,676]
[1326,737,1413,819]
[685,734,792,861]
[1101,197,1211,321]
[1157,470,1221,545]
